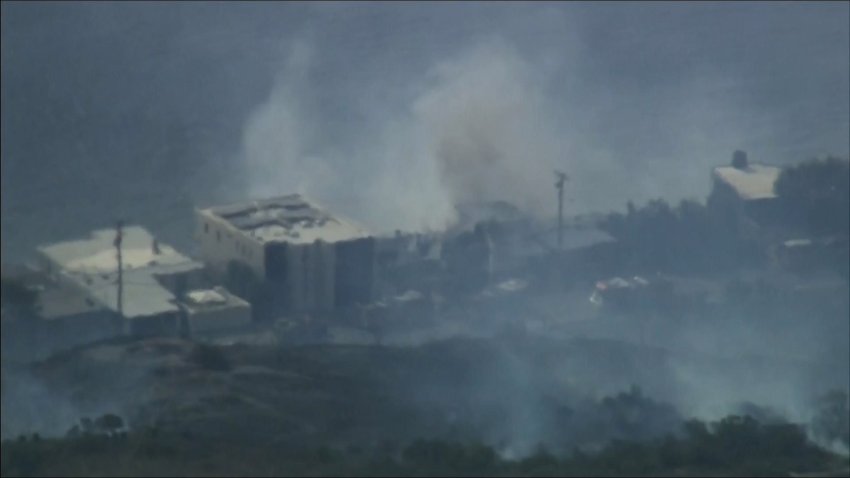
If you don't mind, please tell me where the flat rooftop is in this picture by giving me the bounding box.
[183,286,250,313]
[64,263,200,319]
[37,226,203,319]
[36,278,104,320]
[1,264,105,320]
[713,163,781,200]
[202,194,370,245]
[38,226,194,273]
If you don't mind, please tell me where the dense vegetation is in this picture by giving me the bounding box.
[599,156,850,277]
[774,156,850,237]
[2,414,847,477]
[599,198,754,274]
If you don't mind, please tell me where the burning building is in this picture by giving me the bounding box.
[196,194,376,316]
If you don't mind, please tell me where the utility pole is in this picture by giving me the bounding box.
[554,170,568,249]
[114,220,124,316]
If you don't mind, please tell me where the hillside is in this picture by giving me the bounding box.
[4,332,845,451]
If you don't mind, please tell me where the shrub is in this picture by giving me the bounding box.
[189,344,231,372]
[95,413,125,435]
[774,156,850,236]
[402,439,498,474]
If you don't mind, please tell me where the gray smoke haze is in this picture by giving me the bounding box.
[1,0,849,456]
[3,2,848,252]
[242,36,568,231]
[232,2,850,233]
[0,367,82,439]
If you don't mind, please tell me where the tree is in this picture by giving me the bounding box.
[94,414,125,436]
[774,156,850,236]
[189,344,231,372]
[599,197,744,274]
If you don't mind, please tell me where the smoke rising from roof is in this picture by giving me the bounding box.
[240,37,568,232]
[235,2,849,235]
[2,2,848,251]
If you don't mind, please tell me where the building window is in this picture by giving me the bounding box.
[204,223,209,234]
[216,231,221,242]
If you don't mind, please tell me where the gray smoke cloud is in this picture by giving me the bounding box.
[237,2,849,234]
[2,2,848,253]
[2,0,848,458]
[240,37,568,232]
[242,39,333,199]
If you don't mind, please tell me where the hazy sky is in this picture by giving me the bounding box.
[2,1,848,255]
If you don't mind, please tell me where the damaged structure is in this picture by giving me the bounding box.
[196,194,376,316]
[448,201,617,289]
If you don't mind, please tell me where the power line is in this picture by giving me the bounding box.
[115,220,124,316]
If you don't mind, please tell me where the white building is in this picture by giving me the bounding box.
[182,286,251,337]
[36,226,247,337]
[1,263,120,362]
[708,151,784,239]
[711,163,781,202]
[196,194,376,314]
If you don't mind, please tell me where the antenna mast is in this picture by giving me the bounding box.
[114,220,124,316]
[554,171,568,249]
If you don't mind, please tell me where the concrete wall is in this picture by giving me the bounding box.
[128,312,180,337]
[153,267,207,297]
[280,241,336,313]
[197,209,376,315]
[237,233,373,314]
[187,303,252,337]
[41,311,122,352]
[334,237,376,307]
[196,209,266,279]
[1,310,122,363]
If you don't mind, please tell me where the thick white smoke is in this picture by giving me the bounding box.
[242,40,336,200]
[239,30,780,236]
[240,38,569,233]
[411,40,562,218]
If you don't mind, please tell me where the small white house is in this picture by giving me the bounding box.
[182,286,251,337]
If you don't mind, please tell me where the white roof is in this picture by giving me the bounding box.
[186,289,227,305]
[248,218,367,245]
[202,194,370,245]
[39,226,194,273]
[182,286,250,313]
[713,164,781,200]
[38,226,202,319]
[64,267,183,319]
